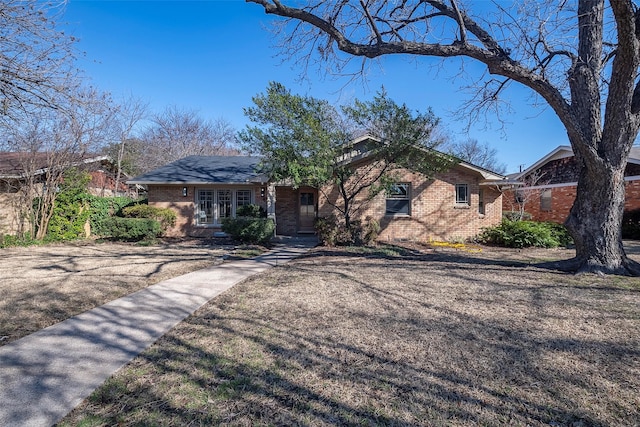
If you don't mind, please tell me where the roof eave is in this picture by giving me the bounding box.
[127,180,268,186]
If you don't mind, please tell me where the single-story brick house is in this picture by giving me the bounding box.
[502,145,640,222]
[129,138,507,242]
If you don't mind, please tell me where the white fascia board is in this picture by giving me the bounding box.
[516,174,640,191]
[456,161,505,180]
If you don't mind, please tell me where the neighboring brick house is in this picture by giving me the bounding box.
[502,145,640,223]
[128,141,507,242]
[0,152,131,235]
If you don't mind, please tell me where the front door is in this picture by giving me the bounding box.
[298,191,316,233]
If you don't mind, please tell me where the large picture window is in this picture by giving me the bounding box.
[196,188,253,226]
[385,183,410,216]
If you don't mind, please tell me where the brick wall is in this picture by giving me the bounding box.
[147,169,503,242]
[502,178,640,223]
[319,165,502,242]
[275,186,297,235]
[0,193,21,234]
[149,184,264,237]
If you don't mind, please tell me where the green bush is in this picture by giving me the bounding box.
[121,204,176,233]
[0,233,38,248]
[89,196,138,236]
[477,220,573,248]
[221,217,275,245]
[37,168,92,242]
[100,217,162,241]
[236,204,266,218]
[622,209,640,240]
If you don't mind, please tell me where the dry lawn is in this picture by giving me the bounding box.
[0,239,232,346]
[59,244,640,427]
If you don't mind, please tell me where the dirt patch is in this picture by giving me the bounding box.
[60,243,640,427]
[0,238,234,346]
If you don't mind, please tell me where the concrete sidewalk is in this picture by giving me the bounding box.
[0,239,315,427]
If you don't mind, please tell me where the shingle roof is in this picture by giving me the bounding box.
[127,155,267,185]
[0,152,108,179]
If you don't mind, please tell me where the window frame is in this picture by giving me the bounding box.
[540,189,552,212]
[455,183,469,206]
[196,189,215,226]
[478,188,485,215]
[385,183,411,216]
[196,188,254,226]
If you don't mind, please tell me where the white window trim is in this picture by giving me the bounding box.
[455,183,470,207]
[385,183,411,216]
[195,188,254,227]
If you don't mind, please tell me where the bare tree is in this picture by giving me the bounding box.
[0,0,80,130]
[446,138,507,174]
[135,107,239,173]
[108,95,148,195]
[3,88,115,239]
[502,169,549,221]
[247,0,640,275]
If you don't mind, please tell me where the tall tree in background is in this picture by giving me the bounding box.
[240,82,453,231]
[108,95,148,194]
[135,106,238,173]
[3,88,115,239]
[0,0,79,130]
[248,0,640,275]
[447,139,507,174]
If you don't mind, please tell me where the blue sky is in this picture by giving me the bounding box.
[63,0,569,173]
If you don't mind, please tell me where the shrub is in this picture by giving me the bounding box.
[315,216,354,246]
[361,217,381,246]
[622,209,640,240]
[221,217,275,245]
[477,220,573,248]
[236,204,266,218]
[89,196,138,236]
[100,217,162,241]
[0,232,38,248]
[502,211,532,221]
[37,168,92,242]
[315,215,380,246]
[121,204,176,234]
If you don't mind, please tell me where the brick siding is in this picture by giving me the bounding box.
[319,165,502,242]
[149,184,264,237]
[502,178,640,223]
[147,167,503,242]
[275,186,298,236]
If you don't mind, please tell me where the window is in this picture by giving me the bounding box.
[217,189,232,220]
[236,190,252,208]
[196,190,215,225]
[478,188,485,215]
[455,184,469,205]
[196,188,254,226]
[386,183,410,216]
[540,189,552,211]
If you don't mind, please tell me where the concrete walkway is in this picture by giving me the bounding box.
[0,238,315,427]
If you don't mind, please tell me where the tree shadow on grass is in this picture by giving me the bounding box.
[63,249,639,426]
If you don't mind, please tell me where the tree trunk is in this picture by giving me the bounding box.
[565,151,637,275]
